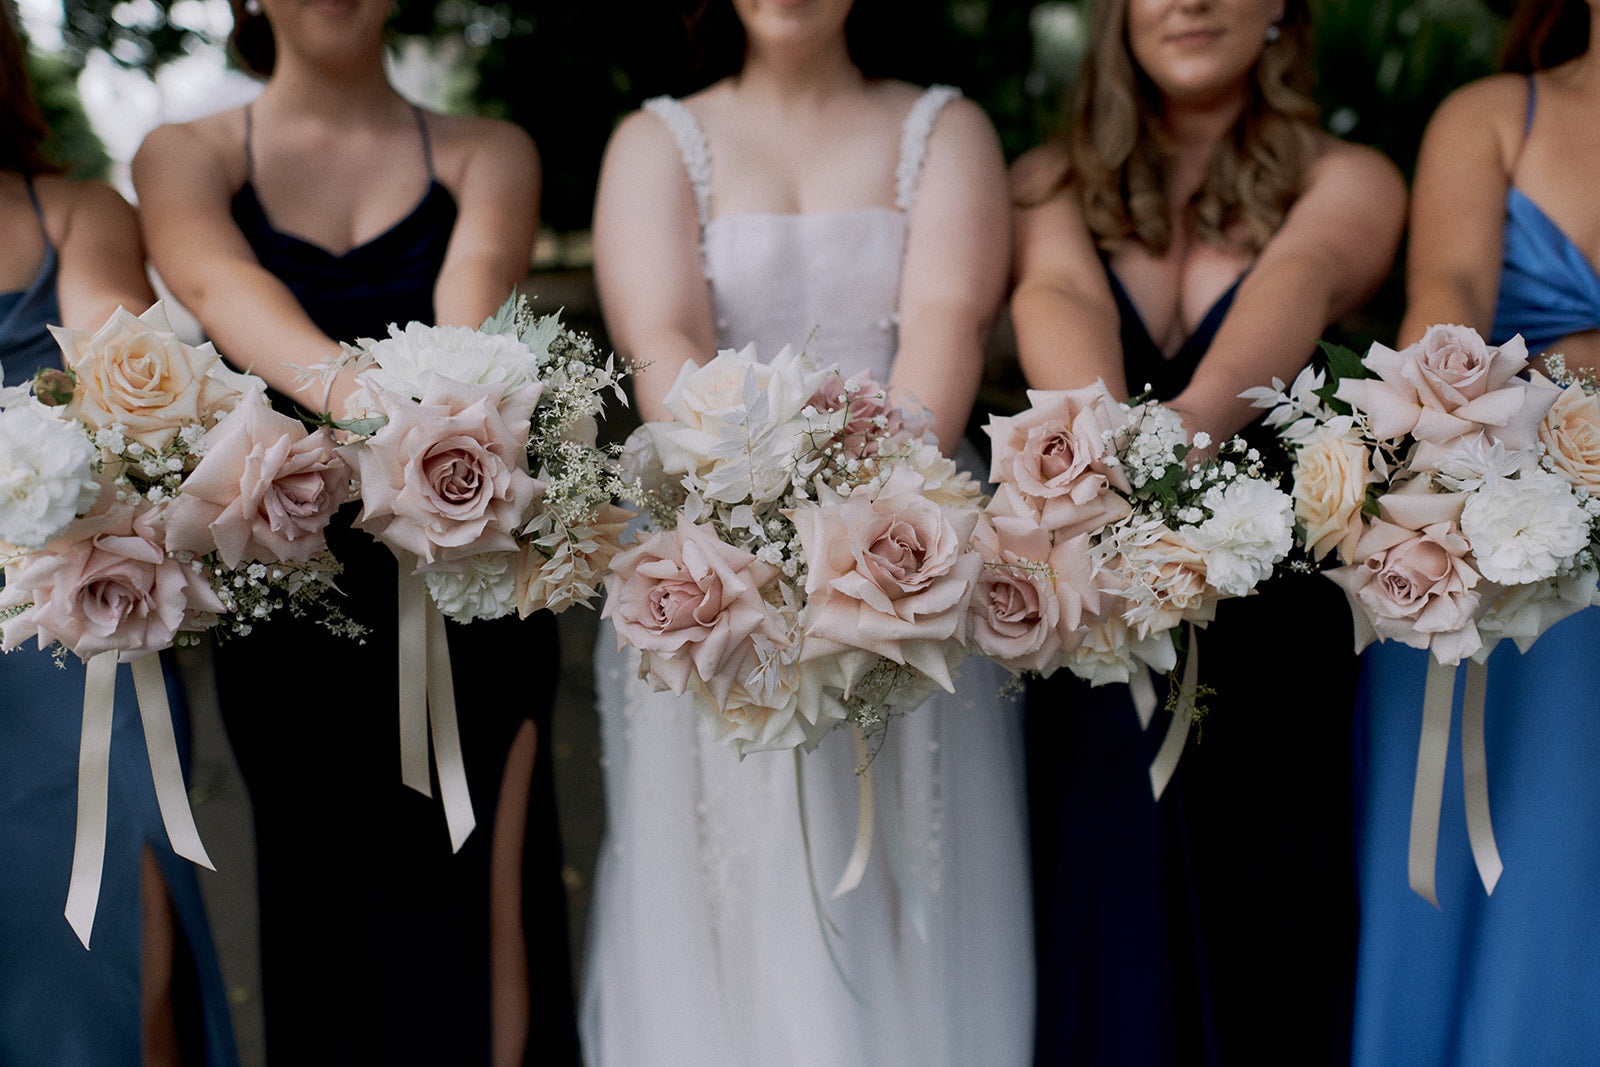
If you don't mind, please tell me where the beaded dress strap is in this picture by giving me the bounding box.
[895,85,961,212]
[643,96,713,229]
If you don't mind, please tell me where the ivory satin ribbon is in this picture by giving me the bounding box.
[397,564,475,852]
[1408,657,1503,905]
[1143,624,1201,801]
[65,652,215,949]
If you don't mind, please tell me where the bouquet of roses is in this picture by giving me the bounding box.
[321,293,632,847]
[1245,323,1600,899]
[0,302,353,945]
[606,344,986,760]
[976,382,1295,795]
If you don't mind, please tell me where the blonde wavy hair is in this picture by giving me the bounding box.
[1022,0,1321,255]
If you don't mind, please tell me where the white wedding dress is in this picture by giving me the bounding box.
[582,87,1033,1067]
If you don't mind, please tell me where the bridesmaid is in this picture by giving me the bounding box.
[1351,0,1600,1060]
[0,1,236,1061]
[1009,0,1404,1060]
[131,1,579,1062]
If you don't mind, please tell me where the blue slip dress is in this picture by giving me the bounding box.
[213,105,579,1065]
[0,176,238,1065]
[1026,263,1360,1065]
[1351,76,1600,1065]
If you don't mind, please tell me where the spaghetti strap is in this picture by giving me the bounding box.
[243,103,256,180]
[1507,74,1536,179]
[22,175,48,245]
[895,85,961,212]
[412,105,436,180]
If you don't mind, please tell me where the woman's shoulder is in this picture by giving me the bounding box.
[425,111,538,189]
[1010,140,1073,206]
[1419,73,1532,163]
[133,107,249,190]
[27,174,138,248]
[1302,133,1406,210]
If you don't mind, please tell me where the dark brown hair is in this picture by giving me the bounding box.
[1,0,61,175]
[228,0,276,78]
[683,0,911,84]
[1501,0,1590,72]
[1025,0,1321,257]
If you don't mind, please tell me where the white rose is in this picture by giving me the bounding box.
[1475,566,1600,655]
[1064,614,1178,687]
[1187,479,1295,597]
[354,322,542,408]
[0,404,100,549]
[424,552,518,623]
[1461,468,1590,584]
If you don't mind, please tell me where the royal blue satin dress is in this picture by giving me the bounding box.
[0,178,237,1065]
[1027,263,1360,1064]
[1351,77,1600,1064]
[209,107,579,1064]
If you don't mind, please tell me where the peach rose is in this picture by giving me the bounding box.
[354,376,542,566]
[514,502,635,615]
[0,501,227,661]
[163,394,350,568]
[1336,326,1560,468]
[1325,490,1483,664]
[985,384,1133,541]
[791,465,982,695]
[1539,380,1600,495]
[56,303,252,450]
[1292,428,1374,563]
[602,519,788,707]
[1107,524,1218,639]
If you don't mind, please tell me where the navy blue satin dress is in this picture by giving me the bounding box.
[1027,265,1359,1065]
[1351,77,1600,1064]
[0,178,237,1065]
[210,108,579,1065]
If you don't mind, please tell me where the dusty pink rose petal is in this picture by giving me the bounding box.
[806,372,931,459]
[792,465,981,694]
[1325,499,1483,664]
[354,375,541,566]
[602,519,787,707]
[984,384,1133,540]
[1,501,227,661]
[1336,327,1560,465]
[164,395,350,568]
[54,303,251,450]
[968,514,1063,674]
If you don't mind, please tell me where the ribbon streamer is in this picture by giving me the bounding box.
[830,725,875,900]
[65,652,215,949]
[1129,667,1158,731]
[794,748,863,1003]
[396,562,476,852]
[1407,658,1456,906]
[1147,626,1200,800]
[1460,659,1502,895]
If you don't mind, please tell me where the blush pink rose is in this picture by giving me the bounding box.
[354,376,542,566]
[0,501,227,661]
[602,519,788,706]
[1325,490,1483,664]
[968,514,1103,675]
[791,465,982,694]
[1336,326,1560,468]
[164,394,350,568]
[806,372,931,459]
[56,303,252,450]
[985,384,1134,541]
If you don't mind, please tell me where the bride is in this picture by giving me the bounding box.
[582,0,1033,1063]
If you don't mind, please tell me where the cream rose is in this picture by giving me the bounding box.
[791,465,982,695]
[56,303,253,450]
[602,519,788,707]
[163,394,350,568]
[1105,524,1218,639]
[984,384,1134,540]
[1293,428,1374,563]
[0,501,227,661]
[354,376,542,566]
[514,501,634,616]
[1539,381,1600,495]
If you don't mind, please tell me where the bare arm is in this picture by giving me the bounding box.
[132,121,348,415]
[1168,141,1407,444]
[1398,77,1522,347]
[591,110,716,422]
[49,179,156,329]
[433,116,540,328]
[891,98,1010,455]
[1009,144,1127,397]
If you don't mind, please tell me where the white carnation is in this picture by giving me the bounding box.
[0,405,100,549]
[1187,478,1294,597]
[424,553,518,623]
[1461,468,1590,584]
[1475,566,1600,655]
[355,321,541,403]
